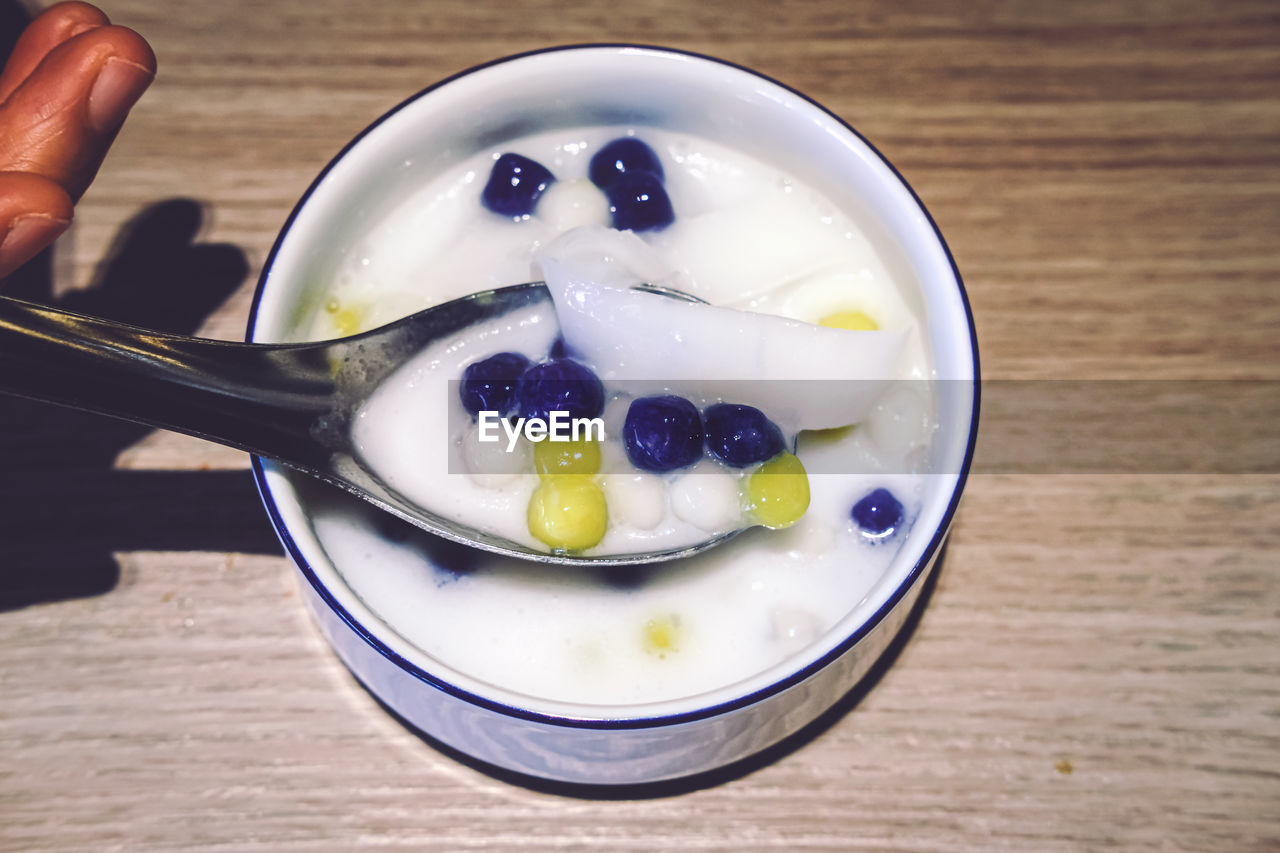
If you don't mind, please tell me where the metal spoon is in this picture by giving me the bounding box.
[0,283,738,566]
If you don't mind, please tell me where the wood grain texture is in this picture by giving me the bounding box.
[2,0,1278,850]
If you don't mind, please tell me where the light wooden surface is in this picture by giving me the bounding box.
[3,1,1278,850]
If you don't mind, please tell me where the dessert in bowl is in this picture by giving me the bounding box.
[248,45,978,785]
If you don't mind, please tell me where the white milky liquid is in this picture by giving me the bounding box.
[299,126,937,706]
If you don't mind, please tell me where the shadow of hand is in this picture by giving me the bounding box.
[0,199,283,612]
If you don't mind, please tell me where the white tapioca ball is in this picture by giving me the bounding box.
[600,472,666,530]
[771,608,823,655]
[669,466,743,533]
[537,179,612,232]
[866,384,929,459]
[460,423,529,487]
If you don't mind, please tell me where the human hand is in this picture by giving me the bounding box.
[0,1,154,279]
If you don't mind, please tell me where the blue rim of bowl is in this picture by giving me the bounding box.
[247,43,981,731]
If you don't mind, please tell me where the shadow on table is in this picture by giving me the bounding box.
[0,2,280,612]
[380,542,949,799]
[0,198,282,611]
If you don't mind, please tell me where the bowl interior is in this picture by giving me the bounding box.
[250,45,977,722]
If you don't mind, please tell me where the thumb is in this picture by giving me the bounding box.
[0,171,74,280]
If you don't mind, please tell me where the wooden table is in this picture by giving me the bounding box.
[3,1,1277,849]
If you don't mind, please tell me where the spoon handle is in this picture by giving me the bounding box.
[0,294,335,463]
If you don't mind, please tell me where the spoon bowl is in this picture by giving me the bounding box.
[0,283,739,566]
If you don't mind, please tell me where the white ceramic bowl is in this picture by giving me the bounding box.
[248,45,979,786]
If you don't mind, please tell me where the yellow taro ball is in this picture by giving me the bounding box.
[331,305,366,336]
[527,475,608,552]
[643,614,682,658]
[533,437,601,478]
[748,452,811,529]
[819,310,878,331]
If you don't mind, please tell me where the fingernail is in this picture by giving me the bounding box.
[0,215,71,267]
[88,56,153,133]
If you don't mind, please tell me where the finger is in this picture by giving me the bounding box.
[0,171,73,280]
[0,24,154,199]
[0,2,110,104]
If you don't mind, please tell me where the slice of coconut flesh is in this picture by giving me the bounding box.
[536,229,906,432]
